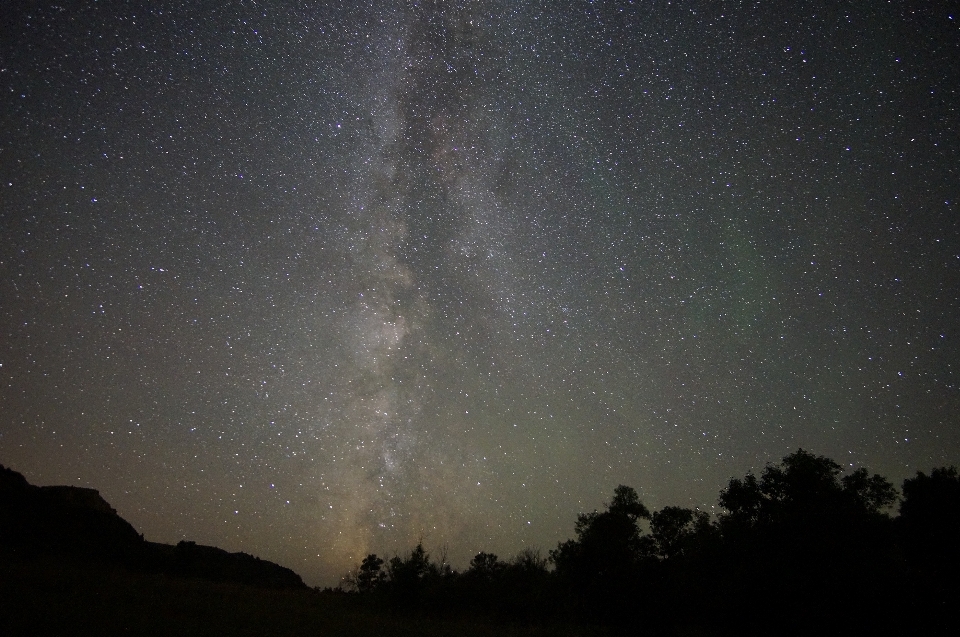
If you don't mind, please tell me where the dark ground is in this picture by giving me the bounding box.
[0,549,621,637]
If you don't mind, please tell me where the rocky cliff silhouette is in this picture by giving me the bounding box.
[0,464,304,590]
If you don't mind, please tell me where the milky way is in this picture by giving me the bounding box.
[2,1,958,585]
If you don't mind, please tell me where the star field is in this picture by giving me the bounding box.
[1,1,958,585]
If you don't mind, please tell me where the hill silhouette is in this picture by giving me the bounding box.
[0,464,304,590]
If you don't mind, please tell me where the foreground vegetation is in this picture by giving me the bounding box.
[338,450,959,636]
[0,550,608,637]
[2,450,958,636]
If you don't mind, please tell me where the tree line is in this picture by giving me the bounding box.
[337,449,960,635]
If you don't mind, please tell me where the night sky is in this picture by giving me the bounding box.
[2,1,958,586]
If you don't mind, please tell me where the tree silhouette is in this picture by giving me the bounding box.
[551,485,650,577]
[354,554,385,593]
[719,448,897,525]
[898,466,960,631]
[467,552,505,579]
[715,449,900,635]
[550,485,652,622]
[385,541,436,605]
[649,506,711,560]
[510,546,548,573]
[841,467,899,512]
[899,466,960,540]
